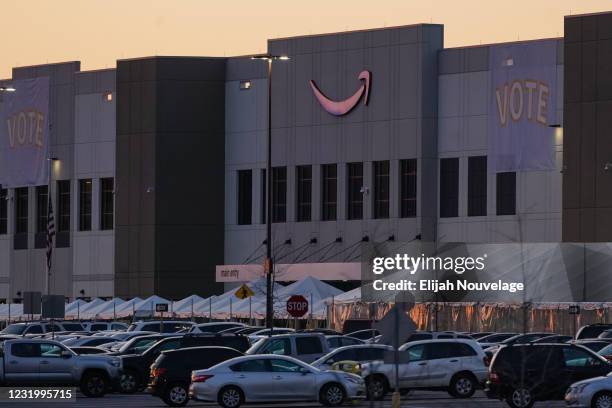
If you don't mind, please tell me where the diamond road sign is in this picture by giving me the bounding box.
[235,284,255,300]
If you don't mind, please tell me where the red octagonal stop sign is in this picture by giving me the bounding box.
[286,295,309,318]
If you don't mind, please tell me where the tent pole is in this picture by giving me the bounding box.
[209,297,212,322]
[191,298,194,322]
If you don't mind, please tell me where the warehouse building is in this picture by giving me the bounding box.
[0,11,611,301]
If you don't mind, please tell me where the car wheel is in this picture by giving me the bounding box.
[162,383,189,407]
[119,370,139,394]
[320,383,346,407]
[593,392,612,408]
[366,375,387,400]
[449,373,476,398]
[506,387,534,408]
[218,386,243,408]
[80,372,108,398]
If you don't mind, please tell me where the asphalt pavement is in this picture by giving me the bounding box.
[0,390,568,408]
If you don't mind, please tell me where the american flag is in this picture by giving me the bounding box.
[46,196,55,271]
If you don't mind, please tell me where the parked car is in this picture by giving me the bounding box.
[485,343,612,408]
[403,331,474,344]
[149,346,243,406]
[298,328,342,336]
[128,321,194,333]
[189,354,365,408]
[530,334,573,344]
[325,335,364,350]
[70,346,111,355]
[0,339,122,397]
[346,329,380,342]
[599,330,612,340]
[109,333,179,355]
[120,333,251,393]
[189,322,245,334]
[362,339,487,400]
[483,332,555,356]
[62,336,120,348]
[570,340,612,353]
[477,333,520,348]
[246,333,329,363]
[469,332,494,340]
[234,327,264,335]
[576,324,612,340]
[247,327,295,340]
[1,321,83,336]
[599,343,612,361]
[565,372,612,408]
[82,321,128,332]
[311,344,393,371]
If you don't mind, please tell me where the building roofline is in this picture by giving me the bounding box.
[564,10,612,18]
[75,67,116,75]
[12,61,80,70]
[116,55,227,63]
[268,22,443,42]
[443,36,562,51]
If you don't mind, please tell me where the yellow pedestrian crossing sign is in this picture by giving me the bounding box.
[235,284,255,300]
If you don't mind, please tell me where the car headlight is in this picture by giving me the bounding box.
[572,383,589,393]
[107,358,121,368]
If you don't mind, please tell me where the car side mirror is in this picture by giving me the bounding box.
[61,350,72,359]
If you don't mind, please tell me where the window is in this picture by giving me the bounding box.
[90,324,107,331]
[440,158,459,218]
[271,167,286,223]
[57,180,70,232]
[261,338,291,355]
[295,337,323,355]
[270,359,304,372]
[231,359,269,372]
[357,348,386,361]
[327,337,341,349]
[562,347,601,367]
[100,178,114,230]
[373,161,390,219]
[400,159,417,218]
[0,188,7,234]
[237,170,252,225]
[260,169,266,224]
[347,163,363,220]
[496,172,516,215]
[468,156,487,216]
[405,344,427,362]
[296,165,312,222]
[79,179,92,231]
[11,343,40,358]
[321,164,337,221]
[328,349,357,363]
[40,343,64,358]
[15,187,28,234]
[35,186,48,233]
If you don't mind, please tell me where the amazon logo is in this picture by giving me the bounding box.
[309,70,371,116]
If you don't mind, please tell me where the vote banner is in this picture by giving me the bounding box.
[0,77,50,187]
[488,41,557,172]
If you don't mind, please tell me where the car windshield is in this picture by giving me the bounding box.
[1,325,26,335]
[62,323,83,331]
[599,344,612,355]
[120,338,159,354]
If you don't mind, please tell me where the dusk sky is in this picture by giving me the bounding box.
[1,0,610,78]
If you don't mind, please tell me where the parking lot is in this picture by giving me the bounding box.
[0,391,568,407]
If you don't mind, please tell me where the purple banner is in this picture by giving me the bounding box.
[0,77,50,188]
[488,41,557,172]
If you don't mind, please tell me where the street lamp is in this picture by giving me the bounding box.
[251,54,290,330]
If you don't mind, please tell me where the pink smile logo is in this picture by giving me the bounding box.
[309,70,371,116]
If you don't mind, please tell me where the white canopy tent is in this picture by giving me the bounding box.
[65,298,106,319]
[80,298,125,320]
[171,294,206,317]
[100,297,142,319]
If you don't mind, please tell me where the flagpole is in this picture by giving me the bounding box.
[46,157,58,296]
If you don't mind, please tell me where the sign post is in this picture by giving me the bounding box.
[286,295,309,318]
[156,303,169,333]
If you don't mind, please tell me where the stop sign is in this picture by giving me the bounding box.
[286,295,309,318]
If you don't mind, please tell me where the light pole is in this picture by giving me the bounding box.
[251,54,290,329]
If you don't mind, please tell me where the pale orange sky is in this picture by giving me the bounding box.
[1,0,611,78]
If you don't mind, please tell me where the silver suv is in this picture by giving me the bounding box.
[0,339,122,397]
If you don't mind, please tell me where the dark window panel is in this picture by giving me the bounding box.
[296,165,312,222]
[496,172,516,215]
[237,170,252,225]
[400,159,417,218]
[260,169,266,224]
[15,187,28,234]
[321,164,337,221]
[272,167,287,223]
[79,179,92,231]
[57,180,71,232]
[36,186,48,233]
[347,163,363,220]
[440,158,459,218]
[100,178,114,230]
[468,156,487,217]
[0,188,7,235]
[373,161,390,219]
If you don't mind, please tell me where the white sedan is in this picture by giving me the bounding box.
[566,373,612,408]
[189,354,365,408]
